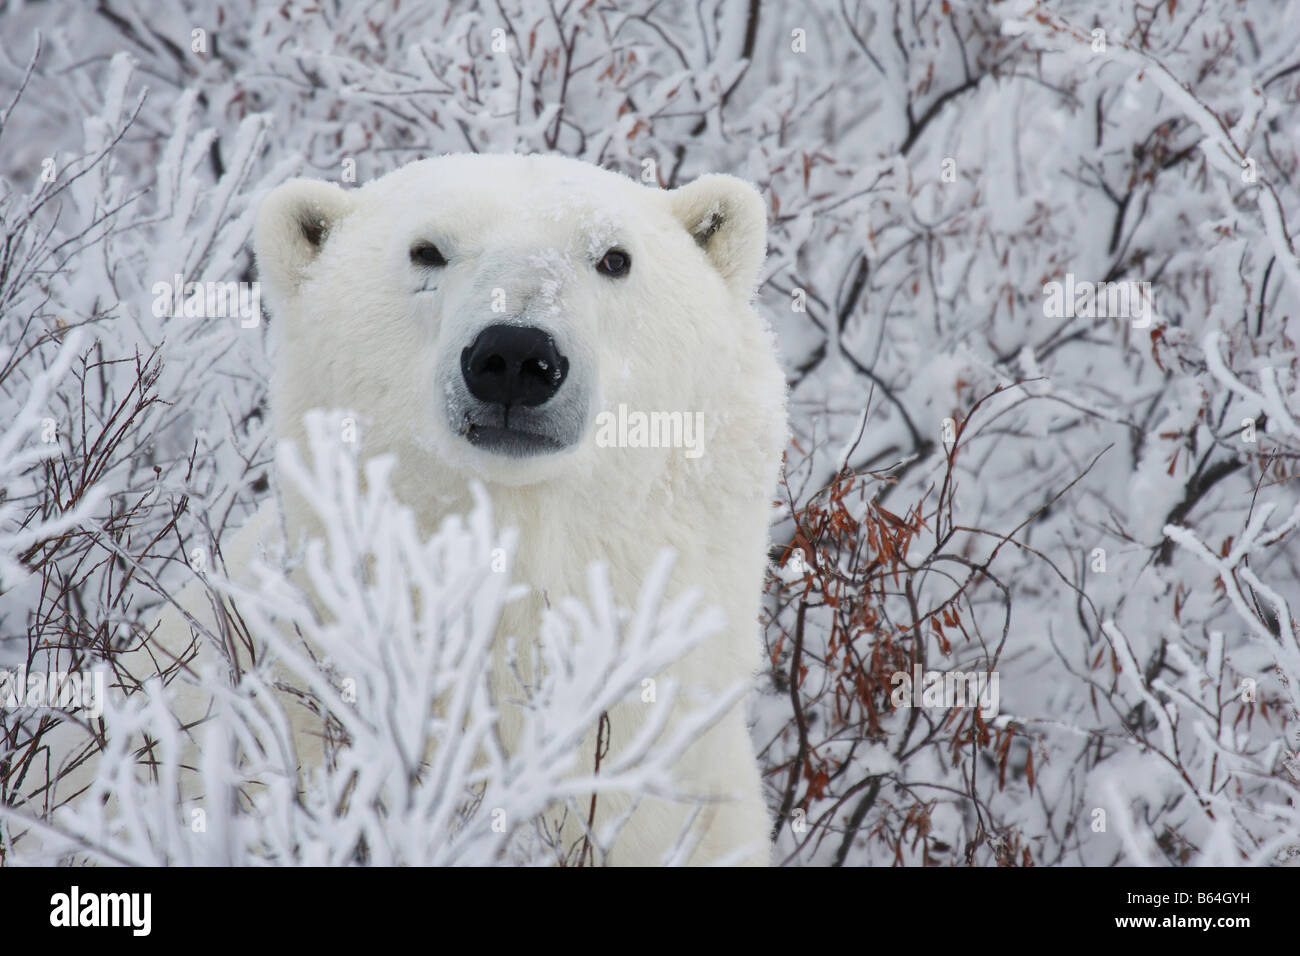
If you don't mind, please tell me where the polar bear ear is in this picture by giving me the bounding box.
[254,178,353,301]
[669,174,767,299]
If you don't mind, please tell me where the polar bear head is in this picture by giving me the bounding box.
[254,154,779,494]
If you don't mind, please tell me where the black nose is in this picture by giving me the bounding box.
[461,324,569,408]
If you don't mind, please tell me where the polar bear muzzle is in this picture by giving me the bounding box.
[461,324,569,408]
[453,323,583,457]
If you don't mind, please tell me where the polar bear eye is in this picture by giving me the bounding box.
[596,248,631,278]
[410,242,447,267]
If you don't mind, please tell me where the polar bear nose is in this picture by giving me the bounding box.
[461,324,570,408]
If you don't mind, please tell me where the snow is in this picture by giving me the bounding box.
[2,0,1299,868]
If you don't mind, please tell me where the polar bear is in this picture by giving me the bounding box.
[30,154,788,866]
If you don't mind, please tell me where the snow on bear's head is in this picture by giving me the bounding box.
[254,154,778,493]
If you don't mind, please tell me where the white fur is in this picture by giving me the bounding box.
[48,155,788,866]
